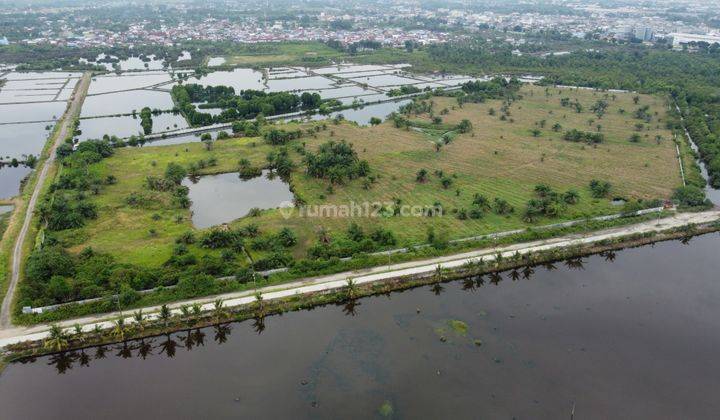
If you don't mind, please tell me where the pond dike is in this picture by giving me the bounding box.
[1,210,719,361]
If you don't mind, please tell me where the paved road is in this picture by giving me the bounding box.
[0,73,91,329]
[1,209,718,348]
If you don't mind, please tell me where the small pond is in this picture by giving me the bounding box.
[0,122,52,160]
[0,165,32,199]
[309,99,411,126]
[183,170,294,228]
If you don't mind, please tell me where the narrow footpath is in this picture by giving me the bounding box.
[0,73,92,329]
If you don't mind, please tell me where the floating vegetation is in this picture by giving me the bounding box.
[378,400,394,417]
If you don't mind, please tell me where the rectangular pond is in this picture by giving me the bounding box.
[88,73,173,95]
[183,170,294,229]
[0,121,52,160]
[191,68,265,92]
[81,90,176,118]
[77,113,188,141]
[0,102,66,124]
[0,165,32,199]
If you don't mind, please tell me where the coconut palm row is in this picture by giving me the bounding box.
[45,293,269,352]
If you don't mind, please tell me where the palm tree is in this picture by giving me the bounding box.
[254,293,266,319]
[434,264,444,283]
[112,318,127,342]
[213,299,228,322]
[73,323,85,343]
[159,304,172,328]
[180,305,191,318]
[345,278,358,300]
[191,303,202,316]
[133,310,146,332]
[45,325,69,352]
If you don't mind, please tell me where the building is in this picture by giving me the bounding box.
[669,33,720,50]
[634,27,653,42]
[0,37,9,46]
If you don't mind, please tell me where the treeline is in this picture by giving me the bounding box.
[172,84,323,126]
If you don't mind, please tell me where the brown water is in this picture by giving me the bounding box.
[1,234,720,419]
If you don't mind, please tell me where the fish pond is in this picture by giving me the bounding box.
[183,170,294,228]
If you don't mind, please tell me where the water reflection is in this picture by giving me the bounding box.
[40,323,239,374]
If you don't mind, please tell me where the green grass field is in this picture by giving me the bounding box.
[220,42,346,67]
[55,85,681,268]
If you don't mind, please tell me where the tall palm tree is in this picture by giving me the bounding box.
[45,325,69,352]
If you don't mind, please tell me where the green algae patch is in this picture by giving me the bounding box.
[447,319,468,336]
[378,400,394,417]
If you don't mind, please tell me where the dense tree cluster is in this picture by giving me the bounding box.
[39,140,115,231]
[304,140,370,184]
[172,84,320,127]
[563,129,605,144]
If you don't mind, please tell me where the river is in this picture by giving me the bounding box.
[1,233,720,419]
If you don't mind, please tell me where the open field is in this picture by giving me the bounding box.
[220,42,346,67]
[52,85,681,270]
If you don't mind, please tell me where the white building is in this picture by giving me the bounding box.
[669,33,720,50]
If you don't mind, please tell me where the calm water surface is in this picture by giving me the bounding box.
[1,234,719,419]
[183,170,294,228]
[0,165,31,199]
[81,90,176,118]
[0,122,51,159]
